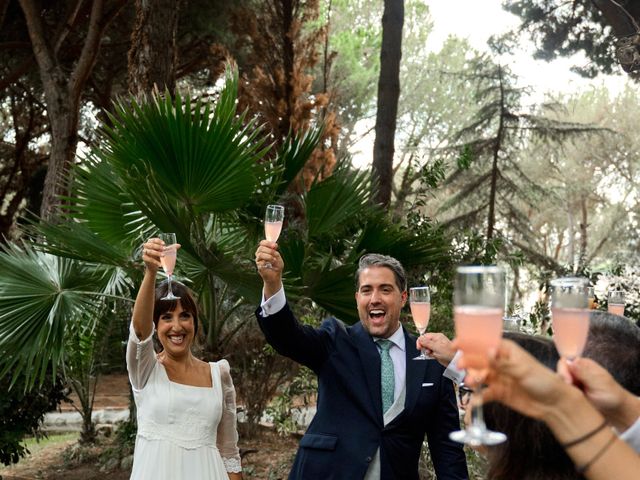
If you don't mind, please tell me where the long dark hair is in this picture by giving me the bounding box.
[484,332,584,480]
[152,281,199,352]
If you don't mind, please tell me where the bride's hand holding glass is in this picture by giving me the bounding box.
[141,235,181,298]
[141,238,165,271]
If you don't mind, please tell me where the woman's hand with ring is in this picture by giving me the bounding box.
[141,238,164,272]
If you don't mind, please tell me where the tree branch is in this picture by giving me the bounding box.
[69,0,105,100]
[18,0,58,93]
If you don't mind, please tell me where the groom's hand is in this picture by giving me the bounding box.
[255,240,284,297]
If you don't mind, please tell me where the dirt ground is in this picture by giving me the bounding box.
[0,373,299,480]
[62,373,131,411]
[0,427,297,480]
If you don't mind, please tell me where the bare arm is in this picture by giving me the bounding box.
[478,340,640,480]
[564,357,640,432]
[132,238,164,340]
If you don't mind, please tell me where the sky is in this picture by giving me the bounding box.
[425,0,628,96]
[350,0,631,165]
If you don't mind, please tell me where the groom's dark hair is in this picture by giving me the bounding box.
[355,253,407,292]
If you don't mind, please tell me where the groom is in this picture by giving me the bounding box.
[254,241,468,479]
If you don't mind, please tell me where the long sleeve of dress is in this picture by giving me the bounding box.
[216,359,242,473]
[126,321,157,391]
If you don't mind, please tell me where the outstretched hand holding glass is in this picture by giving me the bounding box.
[263,205,284,269]
[410,286,433,360]
[449,265,506,446]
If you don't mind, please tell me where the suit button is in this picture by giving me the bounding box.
[366,456,372,463]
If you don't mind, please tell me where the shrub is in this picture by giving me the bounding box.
[0,371,68,466]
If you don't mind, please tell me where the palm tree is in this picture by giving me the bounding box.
[0,67,450,394]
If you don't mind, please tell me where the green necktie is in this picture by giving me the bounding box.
[378,339,395,414]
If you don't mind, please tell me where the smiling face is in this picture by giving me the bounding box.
[355,266,407,338]
[156,301,195,357]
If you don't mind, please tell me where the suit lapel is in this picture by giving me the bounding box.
[352,322,384,425]
[404,329,428,416]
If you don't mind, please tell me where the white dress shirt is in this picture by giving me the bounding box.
[620,416,640,453]
[262,286,407,400]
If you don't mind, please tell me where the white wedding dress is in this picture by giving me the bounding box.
[126,324,242,479]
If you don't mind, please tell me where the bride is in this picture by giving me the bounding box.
[126,237,242,479]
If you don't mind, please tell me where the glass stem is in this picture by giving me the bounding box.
[167,274,173,295]
[470,384,487,432]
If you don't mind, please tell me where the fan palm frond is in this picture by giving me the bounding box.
[304,165,371,238]
[0,243,115,388]
[93,69,270,257]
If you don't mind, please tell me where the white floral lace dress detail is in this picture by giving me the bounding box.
[126,323,242,479]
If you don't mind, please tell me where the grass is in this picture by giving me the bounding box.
[22,432,79,456]
[0,432,79,476]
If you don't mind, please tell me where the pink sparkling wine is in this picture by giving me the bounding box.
[454,306,503,382]
[552,307,590,359]
[410,302,431,332]
[608,304,625,316]
[265,220,283,242]
[161,248,177,276]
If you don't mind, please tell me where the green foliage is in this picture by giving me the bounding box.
[391,36,490,217]
[265,365,317,436]
[0,371,67,466]
[0,67,452,404]
[496,1,620,77]
[456,145,474,171]
[523,293,552,336]
[433,60,602,274]
[63,304,118,444]
[324,0,383,137]
[0,243,113,387]
[419,442,487,479]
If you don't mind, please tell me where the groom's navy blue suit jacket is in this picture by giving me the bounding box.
[257,303,468,480]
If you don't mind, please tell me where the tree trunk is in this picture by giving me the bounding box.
[567,209,575,271]
[128,0,180,96]
[41,92,79,222]
[487,66,505,241]
[578,195,589,271]
[372,0,404,208]
[19,0,125,221]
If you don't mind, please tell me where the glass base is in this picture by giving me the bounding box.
[411,346,435,360]
[412,353,435,360]
[449,427,506,446]
[160,292,181,301]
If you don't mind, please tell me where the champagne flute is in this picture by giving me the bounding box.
[502,314,522,331]
[608,290,625,316]
[159,232,180,301]
[264,204,284,269]
[587,286,596,310]
[410,286,433,360]
[550,277,589,360]
[449,265,506,446]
